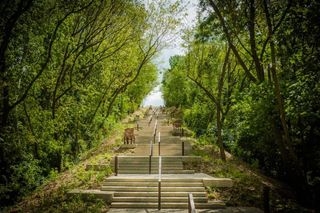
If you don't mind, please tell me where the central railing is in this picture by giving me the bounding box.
[158,156,162,210]
[149,139,153,174]
[149,113,158,174]
[153,119,158,143]
[148,109,162,210]
[158,131,161,156]
[188,193,196,213]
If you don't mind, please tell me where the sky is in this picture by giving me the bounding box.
[142,1,197,107]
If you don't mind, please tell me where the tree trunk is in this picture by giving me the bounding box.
[216,103,226,161]
[263,0,307,202]
[208,0,257,83]
[248,0,264,82]
[1,84,10,132]
[0,0,33,133]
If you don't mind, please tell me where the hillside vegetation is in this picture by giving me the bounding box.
[162,0,320,210]
[0,0,181,207]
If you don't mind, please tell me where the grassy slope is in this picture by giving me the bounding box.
[4,110,146,213]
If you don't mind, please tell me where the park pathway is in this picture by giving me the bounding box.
[128,112,192,156]
[102,108,262,212]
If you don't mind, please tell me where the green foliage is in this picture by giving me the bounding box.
[225,83,285,176]
[162,56,191,107]
[183,102,212,136]
[0,0,176,207]
[163,0,320,207]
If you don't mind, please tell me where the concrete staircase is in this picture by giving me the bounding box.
[103,110,227,210]
[69,109,264,212]
[112,156,194,174]
[101,177,225,209]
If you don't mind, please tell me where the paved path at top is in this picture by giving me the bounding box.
[129,112,191,156]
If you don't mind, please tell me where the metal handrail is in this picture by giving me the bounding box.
[188,193,196,213]
[158,131,161,156]
[149,118,158,173]
[148,115,153,126]
[181,127,185,156]
[149,140,153,174]
[149,139,153,156]
[114,156,118,176]
[158,156,162,210]
[153,119,158,143]
[154,119,158,130]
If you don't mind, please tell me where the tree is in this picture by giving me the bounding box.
[0,0,183,206]
[200,0,307,190]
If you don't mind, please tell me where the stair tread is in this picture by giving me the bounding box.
[114,192,207,196]
[112,202,223,204]
[113,197,207,199]
[111,201,226,209]
[103,186,205,188]
[103,182,203,186]
[112,197,208,202]
[105,178,202,182]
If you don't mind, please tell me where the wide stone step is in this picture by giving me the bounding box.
[112,196,207,203]
[113,156,201,163]
[101,186,205,192]
[114,191,207,197]
[116,166,183,170]
[118,159,182,162]
[118,162,183,165]
[114,166,184,170]
[114,163,183,167]
[116,170,194,174]
[116,161,183,164]
[103,182,203,187]
[111,201,225,209]
[105,178,203,183]
[114,157,185,161]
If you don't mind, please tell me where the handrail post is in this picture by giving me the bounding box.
[182,141,185,156]
[148,115,152,126]
[158,132,161,156]
[180,127,184,156]
[153,120,158,143]
[149,139,153,174]
[263,185,270,213]
[115,156,118,176]
[158,156,162,210]
[151,142,153,156]
[149,155,152,174]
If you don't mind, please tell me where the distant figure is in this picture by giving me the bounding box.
[172,120,182,130]
[124,128,135,144]
[172,120,182,136]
